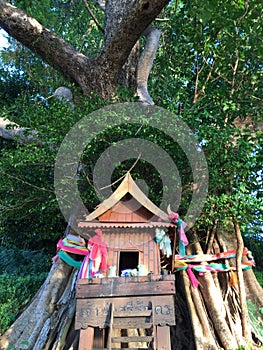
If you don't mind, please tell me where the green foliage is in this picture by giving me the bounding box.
[0,248,51,274]
[13,0,105,52]
[78,119,192,213]
[0,248,51,335]
[247,299,263,345]
[0,0,262,342]
[153,0,263,237]
[0,90,108,250]
[0,273,46,335]
[244,236,263,271]
[0,0,262,256]
[254,270,263,287]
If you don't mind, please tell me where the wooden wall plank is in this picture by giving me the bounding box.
[77,274,175,285]
[78,327,94,350]
[77,280,175,298]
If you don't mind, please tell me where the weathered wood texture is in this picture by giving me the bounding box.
[107,304,154,347]
[77,277,175,298]
[111,335,153,343]
[78,327,94,350]
[106,230,160,275]
[93,328,105,348]
[76,295,175,328]
[76,275,176,329]
[98,196,154,222]
[77,274,174,286]
[156,326,171,350]
[83,173,168,222]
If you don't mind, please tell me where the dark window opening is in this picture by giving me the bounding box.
[118,251,139,276]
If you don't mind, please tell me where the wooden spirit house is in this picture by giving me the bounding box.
[75,173,176,349]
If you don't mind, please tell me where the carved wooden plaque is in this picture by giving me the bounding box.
[75,295,175,329]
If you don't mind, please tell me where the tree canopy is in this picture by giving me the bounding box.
[0,0,262,250]
[0,0,263,348]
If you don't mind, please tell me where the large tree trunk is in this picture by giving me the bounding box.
[0,259,77,350]
[0,0,169,98]
[1,227,263,349]
[175,228,263,350]
[104,0,140,89]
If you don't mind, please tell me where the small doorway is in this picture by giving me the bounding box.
[118,251,139,276]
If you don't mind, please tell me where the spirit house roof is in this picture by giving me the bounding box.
[78,172,173,228]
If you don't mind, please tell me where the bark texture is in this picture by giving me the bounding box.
[0,0,169,98]
[104,0,140,88]
[1,1,263,349]
[136,26,162,105]
[1,227,263,350]
[176,229,263,350]
[0,259,77,350]
[0,117,39,143]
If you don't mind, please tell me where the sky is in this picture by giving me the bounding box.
[0,29,9,49]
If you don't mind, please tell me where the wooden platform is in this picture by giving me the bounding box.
[76,275,176,329]
[76,275,175,349]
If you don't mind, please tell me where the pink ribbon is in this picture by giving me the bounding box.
[178,222,188,246]
[187,265,199,287]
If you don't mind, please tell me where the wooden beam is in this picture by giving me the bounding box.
[78,327,94,350]
[77,279,175,298]
[156,326,171,350]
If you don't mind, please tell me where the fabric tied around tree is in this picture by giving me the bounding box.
[174,248,255,287]
[178,218,188,255]
[187,265,199,288]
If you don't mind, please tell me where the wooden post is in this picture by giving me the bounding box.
[78,327,94,350]
[156,326,171,350]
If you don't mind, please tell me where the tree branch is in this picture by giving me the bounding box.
[0,1,93,85]
[136,26,161,105]
[193,57,215,104]
[98,0,169,74]
[0,0,169,98]
[82,0,104,33]
[0,117,39,143]
[230,50,239,98]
